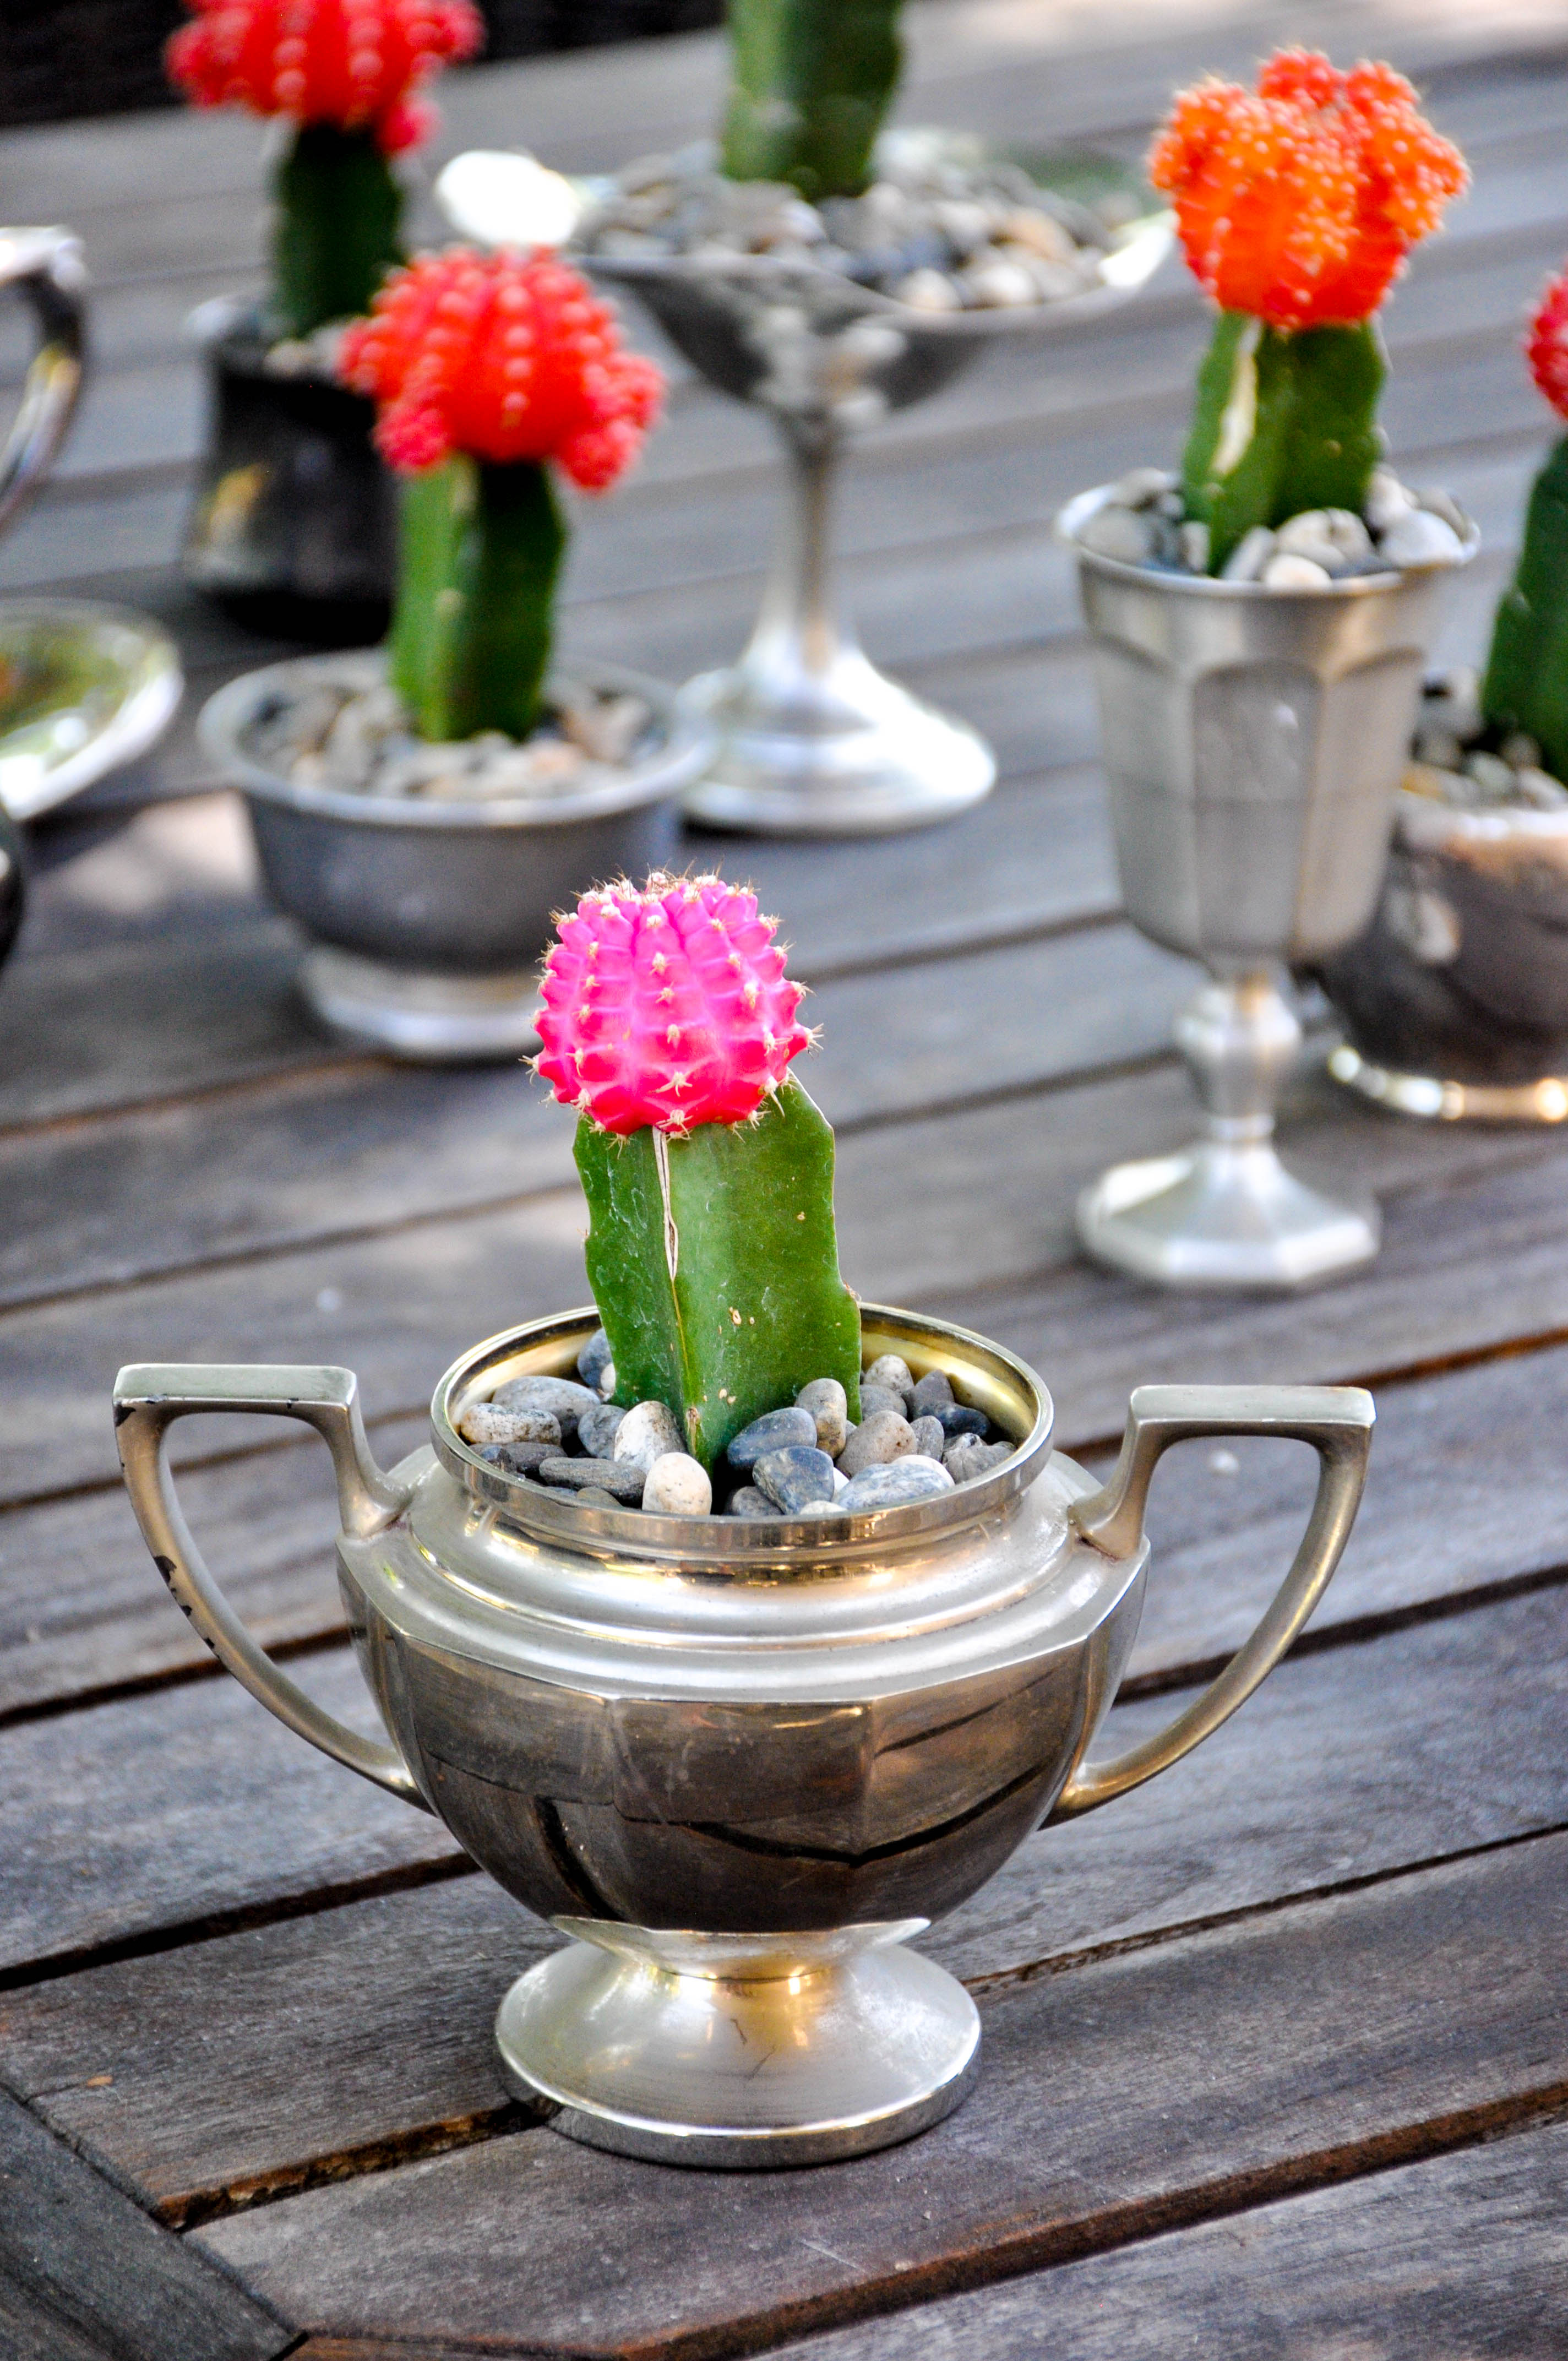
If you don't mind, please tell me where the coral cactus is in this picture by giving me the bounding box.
[535,875,862,1468]
[720,0,903,200]
[1483,270,1568,781]
[340,248,663,742]
[1150,50,1467,572]
[168,0,482,339]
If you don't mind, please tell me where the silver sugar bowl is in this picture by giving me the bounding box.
[115,1305,1370,2168]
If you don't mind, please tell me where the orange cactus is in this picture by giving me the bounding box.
[167,0,482,151]
[340,248,664,488]
[1148,49,1467,330]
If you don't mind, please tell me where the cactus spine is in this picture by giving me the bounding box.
[720,0,903,200]
[1182,313,1387,574]
[271,123,404,341]
[1482,436,1568,781]
[389,455,563,743]
[575,1076,862,1468]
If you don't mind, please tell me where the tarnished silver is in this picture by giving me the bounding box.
[587,208,1172,836]
[1063,485,1477,1289]
[0,227,85,538]
[115,1305,1371,2167]
[1322,787,1568,1123]
[199,651,711,1060]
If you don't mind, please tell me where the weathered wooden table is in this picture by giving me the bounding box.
[3,6,1568,2354]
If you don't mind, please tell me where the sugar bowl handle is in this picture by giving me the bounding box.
[1048,1383,1373,1821]
[113,1363,427,1808]
[0,228,86,536]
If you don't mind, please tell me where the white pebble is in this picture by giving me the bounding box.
[1262,552,1335,590]
[1365,466,1415,533]
[962,258,1039,308]
[895,268,961,312]
[1179,519,1210,573]
[641,1453,712,1517]
[863,1354,915,1403]
[1515,766,1568,809]
[1110,466,1176,509]
[796,1378,850,1458]
[597,1361,616,1401]
[1221,526,1276,582]
[458,1404,560,1447]
[1077,503,1155,564]
[1379,509,1466,569]
[614,1399,683,1473]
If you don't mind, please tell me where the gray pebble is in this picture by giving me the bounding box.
[1221,526,1276,583]
[837,1411,915,1475]
[840,1455,955,1512]
[796,1377,849,1457]
[539,1455,645,1503]
[492,1374,600,1444]
[614,1399,684,1474]
[945,1435,1014,1484]
[856,1384,908,1427]
[577,1402,627,1460]
[576,1326,613,1388]
[863,1354,915,1405]
[574,1487,625,1511]
[472,1439,554,1476]
[754,1445,836,1513]
[727,1484,783,1518]
[910,1369,955,1417]
[642,1453,713,1516]
[927,1402,990,1439]
[458,1403,561,1448]
[727,1406,817,1467]
[909,1415,947,1460]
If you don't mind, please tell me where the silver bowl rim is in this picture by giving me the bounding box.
[198,648,713,831]
[0,596,184,822]
[429,1301,1057,1570]
[1057,480,1482,596]
[1396,783,1568,850]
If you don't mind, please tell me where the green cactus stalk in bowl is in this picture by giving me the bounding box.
[720,0,903,202]
[1483,270,1568,779]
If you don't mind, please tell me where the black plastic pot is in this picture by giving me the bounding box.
[182,301,396,645]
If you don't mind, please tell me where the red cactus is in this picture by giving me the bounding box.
[535,876,813,1135]
[1528,270,1568,421]
[167,0,481,151]
[339,247,663,487]
[1148,48,1467,330]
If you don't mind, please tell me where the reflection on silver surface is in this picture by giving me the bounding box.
[0,600,182,822]
[1064,485,1476,1289]
[115,1308,1370,2165]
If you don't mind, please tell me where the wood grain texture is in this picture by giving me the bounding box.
[761,2114,1568,2361]
[0,2086,293,2361]
[191,1832,1568,2357]
[5,1585,1564,2219]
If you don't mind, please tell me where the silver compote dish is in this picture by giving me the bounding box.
[115,1305,1370,2166]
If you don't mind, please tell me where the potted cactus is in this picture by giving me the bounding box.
[199,247,710,1060]
[1320,263,1568,1122]
[1059,48,1475,1290]
[168,0,482,635]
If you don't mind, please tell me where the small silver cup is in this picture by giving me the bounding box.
[1062,486,1476,1291]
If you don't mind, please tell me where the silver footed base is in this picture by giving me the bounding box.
[679,657,994,837]
[495,1917,981,2169]
[300,946,540,1063]
[1329,1042,1568,1126]
[1077,1139,1380,1292]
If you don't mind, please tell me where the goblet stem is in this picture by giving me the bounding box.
[742,418,858,718]
[1077,966,1380,1291]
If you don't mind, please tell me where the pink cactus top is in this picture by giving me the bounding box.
[535,876,813,1135]
[1529,271,1568,421]
[167,0,482,153]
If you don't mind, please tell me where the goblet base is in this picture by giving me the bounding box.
[301,947,540,1063]
[494,1917,981,2169]
[1077,1139,1379,1292]
[1329,1042,1568,1125]
[680,661,995,837]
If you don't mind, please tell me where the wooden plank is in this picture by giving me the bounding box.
[759,2114,1568,2361]
[188,1831,1568,2356]
[4,1585,1565,2223]
[0,2086,293,2361]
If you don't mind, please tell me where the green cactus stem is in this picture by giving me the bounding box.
[271,122,404,341]
[1482,436,1568,780]
[1182,312,1387,574]
[574,1075,863,1470]
[720,0,903,200]
[389,454,564,743]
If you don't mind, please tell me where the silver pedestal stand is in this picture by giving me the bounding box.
[590,209,1170,837]
[1063,485,1477,1291]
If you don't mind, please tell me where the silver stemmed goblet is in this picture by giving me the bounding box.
[1063,485,1477,1290]
[582,158,1171,836]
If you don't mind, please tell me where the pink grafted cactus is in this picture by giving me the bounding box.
[535,874,810,1135]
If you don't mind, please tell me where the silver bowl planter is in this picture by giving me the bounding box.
[116,1304,1371,2167]
[1320,790,1568,1122]
[200,650,711,1061]
[584,192,1172,837]
[1061,483,1477,1290]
